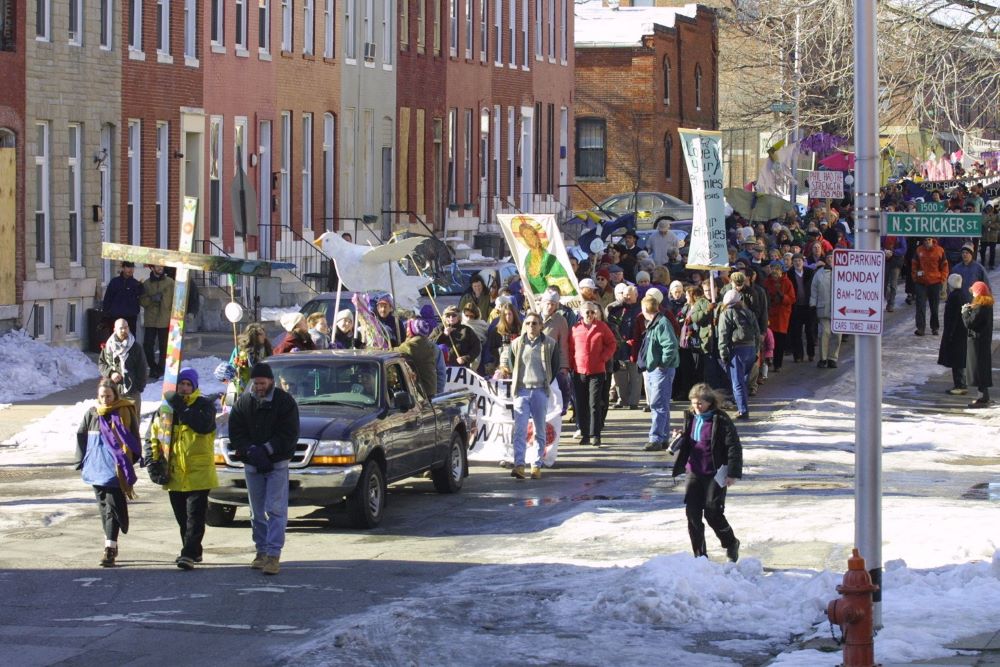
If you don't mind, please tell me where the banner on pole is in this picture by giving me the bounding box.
[444,366,562,467]
[808,170,845,199]
[497,213,579,303]
[678,128,729,270]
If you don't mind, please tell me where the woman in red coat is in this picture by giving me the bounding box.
[568,301,618,447]
[762,260,794,371]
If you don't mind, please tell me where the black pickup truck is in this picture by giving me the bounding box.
[208,350,473,528]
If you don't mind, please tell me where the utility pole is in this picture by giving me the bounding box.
[790,9,802,205]
[853,0,883,628]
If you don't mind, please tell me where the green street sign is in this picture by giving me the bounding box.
[916,201,946,213]
[884,212,982,237]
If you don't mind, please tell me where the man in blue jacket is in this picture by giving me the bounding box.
[102,261,143,333]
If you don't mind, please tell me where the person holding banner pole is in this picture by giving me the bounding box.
[509,313,560,480]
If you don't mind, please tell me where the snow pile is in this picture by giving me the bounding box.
[260,305,301,322]
[283,552,1000,666]
[0,330,98,402]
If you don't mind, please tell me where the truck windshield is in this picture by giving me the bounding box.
[272,360,381,407]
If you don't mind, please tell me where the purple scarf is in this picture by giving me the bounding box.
[98,411,141,488]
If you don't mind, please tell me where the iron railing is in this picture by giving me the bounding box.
[258,223,337,293]
[192,239,260,322]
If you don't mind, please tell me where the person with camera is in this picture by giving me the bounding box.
[228,362,300,575]
[145,368,218,570]
[670,383,743,562]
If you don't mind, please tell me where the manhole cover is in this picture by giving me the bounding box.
[778,481,850,490]
[4,530,63,540]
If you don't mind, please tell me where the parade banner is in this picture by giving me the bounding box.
[444,366,562,467]
[678,128,729,269]
[808,170,844,199]
[496,214,579,305]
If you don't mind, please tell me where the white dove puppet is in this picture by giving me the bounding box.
[314,233,433,312]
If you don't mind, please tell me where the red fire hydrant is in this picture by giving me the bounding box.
[826,548,880,667]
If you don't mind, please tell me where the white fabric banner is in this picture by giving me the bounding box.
[678,128,729,269]
[444,366,562,467]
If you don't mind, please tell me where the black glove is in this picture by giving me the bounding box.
[151,293,163,303]
[164,390,185,413]
[245,445,273,474]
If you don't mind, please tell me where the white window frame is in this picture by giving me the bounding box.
[69,0,83,44]
[493,105,500,195]
[157,0,170,55]
[493,0,501,65]
[479,0,486,62]
[303,0,314,55]
[520,0,527,69]
[127,120,141,246]
[185,0,198,59]
[417,0,425,52]
[448,0,456,56]
[209,116,223,238]
[68,124,82,265]
[323,113,335,230]
[506,107,514,199]
[236,0,249,51]
[302,112,313,232]
[156,122,169,248]
[447,108,456,204]
[547,0,554,60]
[663,56,670,105]
[507,0,514,67]
[400,0,408,50]
[345,0,355,59]
[128,0,142,51]
[234,117,249,173]
[280,112,291,227]
[463,109,472,205]
[695,64,703,111]
[363,109,374,211]
[36,0,50,41]
[101,0,114,49]
[31,302,50,341]
[210,0,224,46]
[464,0,471,59]
[382,0,391,65]
[259,0,271,54]
[534,0,540,58]
[559,0,566,62]
[363,0,373,57]
[323,0,333,57]
[258,120,272,256]
[433,0,441,54]
[281,0,292,51]
[66,300,81,338]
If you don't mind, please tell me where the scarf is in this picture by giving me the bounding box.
[105,333,135,376]
[96,400,142,499]
[692,409,715,442]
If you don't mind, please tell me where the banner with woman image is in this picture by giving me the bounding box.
[497,214,579,305]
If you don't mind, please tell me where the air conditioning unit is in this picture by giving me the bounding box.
[364,42,376,61]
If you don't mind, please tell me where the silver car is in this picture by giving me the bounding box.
[585,191,694,230]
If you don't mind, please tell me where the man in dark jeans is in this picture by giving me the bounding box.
[786,254,816,362]
[140,265,174,378]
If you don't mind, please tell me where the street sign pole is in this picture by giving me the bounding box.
[854,0,883,627]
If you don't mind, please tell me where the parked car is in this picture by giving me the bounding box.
[609,220,694,252]
[208,350,474,528]
[418,260,520,311]
[580,192,694,229]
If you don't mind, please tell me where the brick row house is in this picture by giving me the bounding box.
[572,1,718,210]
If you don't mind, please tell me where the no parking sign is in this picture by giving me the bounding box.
[831,249,885,335]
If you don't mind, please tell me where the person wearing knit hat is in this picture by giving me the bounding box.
[645,287,664,304]
[398,316,446,399]
[228,357,301,575]
[607,281,642,410]
[939,273,969,395]
[962,280,995,407]
[375,294,405,346]
[718,286,758,420]
[596,268,611,281]
[333,309,363,350]
[145,364,219,570]
[273,311,317,354]
[951,244,990,299]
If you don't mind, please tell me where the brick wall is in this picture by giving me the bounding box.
[0,0,26,312]
[572,5,717,210]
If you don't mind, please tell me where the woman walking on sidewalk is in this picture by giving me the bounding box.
[75,379,142,567]
[938,274,969,395]
[962,281,995,408]
[671,383,743,562]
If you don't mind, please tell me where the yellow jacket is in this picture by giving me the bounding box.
[148,390,219,492]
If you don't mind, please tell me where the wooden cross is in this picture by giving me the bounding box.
[101,197,293,456]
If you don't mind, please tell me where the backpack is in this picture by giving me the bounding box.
[730,306,758,345]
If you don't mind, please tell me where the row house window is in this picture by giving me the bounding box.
[280,112,291,227]
[382,0,390,64]
[547,0,554,59]
[260,0,270,54]
[69,0,82,44]
[212,0,224,46]
[127,120,141,245]
[344,0,353,59]
[464,0,471,59]
[479,0,486,61]
[400,0,408,50]
[323,114,335,229]
[129,0,142,51]
[236,0,248,51]
[506,0,513,67]
[186,0,197,58]
[324,0,333,57]
[35,122,51,265]
[575,118,605,179]
[520,0,527,68]
[534,0,540,58]
[448,0,456,55]
[210,117,223,238]
[559,0,566,61]
[417,0,424,52]
[302,113,313,230]
[433,0,440,55]
[303,0,313,55]
[1,0,15,50]
[156,122,169,248]
[35,0,49,41]
[493,0,501,65]
[281,0,291,52]
[68,124,82,264]
[157,0,170,54]
[362,0,372,62]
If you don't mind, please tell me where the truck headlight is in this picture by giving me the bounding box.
[312,439,356,465]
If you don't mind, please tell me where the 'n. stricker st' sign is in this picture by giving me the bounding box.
[831,249,885,336]
[883,211,981,237]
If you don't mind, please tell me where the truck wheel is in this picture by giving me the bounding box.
[346,460,386,528]
[205,502,237,527]
[432,431,467,494]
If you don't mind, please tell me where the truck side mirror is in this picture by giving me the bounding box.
[393,391,415,412]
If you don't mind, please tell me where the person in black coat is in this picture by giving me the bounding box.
[671,383,743,562]
[101,261,143,333]
[962,282,995,408]
[938,274,969,395]
[785,254,816,362]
